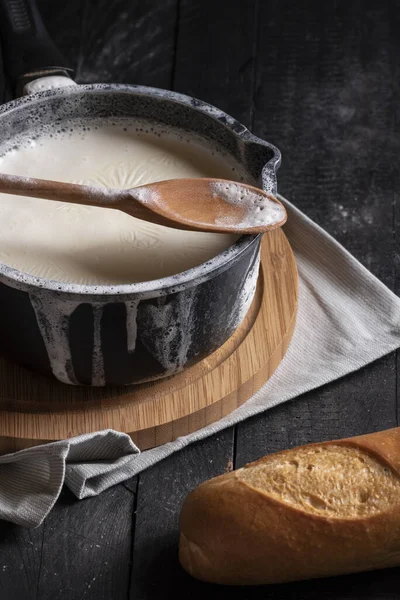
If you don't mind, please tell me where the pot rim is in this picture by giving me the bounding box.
[0,83,281,298]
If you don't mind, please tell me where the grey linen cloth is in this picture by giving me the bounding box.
[1,195,400,528]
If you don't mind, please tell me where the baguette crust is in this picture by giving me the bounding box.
[179,428,400,585]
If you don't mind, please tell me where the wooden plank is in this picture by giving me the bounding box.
[0,5,136,600]
[172,0,257,127]
[0,522,43,599]
[0,28,42,600]
[236,353,397,464]
[251,0,397,289]
[236,0,398,455]
[0,42,11,104]
[198,565,400,600]
[129,432,234,600]
[78,0,179,86]
[389,0,400,435]
[38,0,83,72]
[235,1,399,597]
[129,1,259,597]
[36,485,135,600]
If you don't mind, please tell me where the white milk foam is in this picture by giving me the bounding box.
[0,121,240,285]
[210,181,285,228]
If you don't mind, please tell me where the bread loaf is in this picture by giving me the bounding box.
[179,428,400,585]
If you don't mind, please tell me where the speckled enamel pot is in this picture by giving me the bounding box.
[0,83,281,386]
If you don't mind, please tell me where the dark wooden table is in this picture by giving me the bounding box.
[0,1,399,598]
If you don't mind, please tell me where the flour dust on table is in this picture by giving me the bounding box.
[0,120,240,285]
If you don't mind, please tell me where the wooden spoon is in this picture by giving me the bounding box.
[0,174,286,234]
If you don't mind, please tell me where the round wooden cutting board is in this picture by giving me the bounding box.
[0,229,298,454]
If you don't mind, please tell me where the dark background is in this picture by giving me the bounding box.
[0,1,399,598]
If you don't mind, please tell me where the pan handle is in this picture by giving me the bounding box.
[0,0,73,96]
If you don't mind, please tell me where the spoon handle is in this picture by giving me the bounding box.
[0,173,122,208]
[0,173,200,231]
